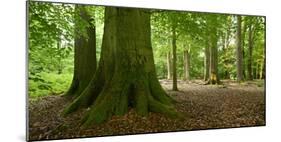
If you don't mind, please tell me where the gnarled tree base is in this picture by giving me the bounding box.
[63,7,181,127]
[63,72,180,127]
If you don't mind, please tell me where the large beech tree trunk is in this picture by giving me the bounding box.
[183,50,190,81]
[63,7,179,127]
[65,6,96,98]
[236,15,243,82]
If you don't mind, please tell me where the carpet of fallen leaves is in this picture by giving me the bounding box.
[28,80,265,141]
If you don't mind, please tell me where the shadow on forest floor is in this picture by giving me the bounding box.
[28,79,265,141]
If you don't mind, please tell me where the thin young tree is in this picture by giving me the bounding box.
[236,15,243,82]
[204,42,210,81]
[171,23,178,90]
[183,48,190,81]
[241,16,247,79]
[167,51,172,79]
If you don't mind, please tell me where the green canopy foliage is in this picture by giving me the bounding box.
[28,1,265,98]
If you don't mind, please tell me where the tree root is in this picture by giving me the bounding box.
[74,74,182,128]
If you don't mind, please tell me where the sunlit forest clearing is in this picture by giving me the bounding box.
[28,1,265,140]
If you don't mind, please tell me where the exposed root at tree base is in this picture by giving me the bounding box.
[63,73,179,127]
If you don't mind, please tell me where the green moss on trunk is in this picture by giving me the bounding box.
[65,6,96,98]
[63,7,180,127]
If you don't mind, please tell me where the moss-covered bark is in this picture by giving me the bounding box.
[65,6,96,98]
[63,7,180,127]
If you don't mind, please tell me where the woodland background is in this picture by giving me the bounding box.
[1,0,281,142]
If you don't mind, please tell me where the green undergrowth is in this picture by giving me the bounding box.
[28,72,73,99]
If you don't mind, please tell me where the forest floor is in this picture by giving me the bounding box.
[28,80,265,141]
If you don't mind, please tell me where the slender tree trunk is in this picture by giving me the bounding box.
[207,16,220,85]
[65,6,97,97]
[167,51,172,79]
[172,24,178,91]
[236,15,243,82]
[183,50,190,81]
[224,72,230,79]
[247,21,253,80]
[64,7,180,126]
[253,62,257,79]
[260,40,265,79]
[261,29,266,79]
[260,56,265,79]
[209,35,219,84]
[204,43,210,81]
[222,37,230,80]
[205,16,220,84]
[241,17,247,79]
[256,62,260,79]
[260,45,265,79]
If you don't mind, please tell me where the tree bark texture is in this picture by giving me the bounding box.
[65,6,97,98]
[204,44,210,81]
[209,35,219,84]
[183,50,190,81]
[63,7,180,127]
[241,17,247,79]
[207,16,220,85]
[172,24,178,91]
[247,20,254,80]
[236,15,243,82]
